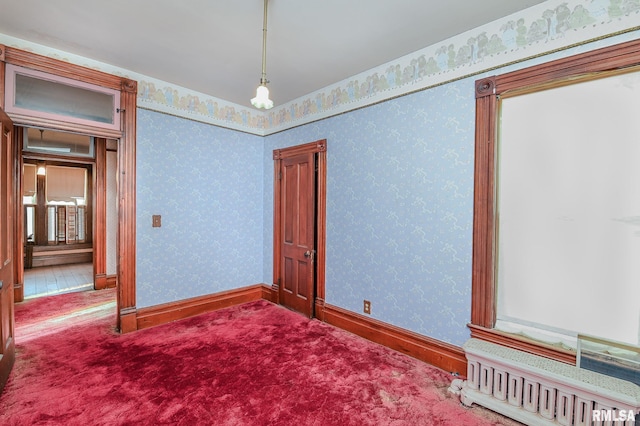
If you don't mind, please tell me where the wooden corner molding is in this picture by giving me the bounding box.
[0,45,5,62]
[94,274,108,291]
[273,150,282,160]
[119,307,138,334]
[475,77,495,98]
[314,298,326,322]
[121,78,137,93]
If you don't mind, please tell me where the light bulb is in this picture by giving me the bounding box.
[251,85,273,109]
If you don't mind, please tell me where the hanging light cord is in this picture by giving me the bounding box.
[260,0,269,85]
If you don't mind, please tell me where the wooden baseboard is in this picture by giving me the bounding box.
[95,274,107,291]
[136,284,268,331]
[119,307,137,334]
[106,275,117,289]
[32,253,92,268]
[320,303,466,375]
[94,274,116,290]
[126,283,466,375]
[261,284,277,303]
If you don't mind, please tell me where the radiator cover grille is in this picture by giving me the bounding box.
[453,339,640,426]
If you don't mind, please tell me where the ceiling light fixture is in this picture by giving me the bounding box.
[251,0,274,109]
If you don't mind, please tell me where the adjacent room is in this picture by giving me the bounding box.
[0,1,639,424]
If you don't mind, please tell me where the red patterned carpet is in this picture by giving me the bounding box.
[1,289,519,425]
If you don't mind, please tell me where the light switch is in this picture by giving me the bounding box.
[152,215,161,228]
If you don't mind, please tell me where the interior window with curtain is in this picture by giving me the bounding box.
[45,165,87,244]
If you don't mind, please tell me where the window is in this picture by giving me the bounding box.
[471,39,640,363]
[23,160,90,246]
[24,127,94,158]
[23,164,37,243]
[5,64,120,131]
[45,165,87,244]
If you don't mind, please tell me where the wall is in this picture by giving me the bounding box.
[135,28,639,346]
[136,109,264,308]
[264,80,476,347]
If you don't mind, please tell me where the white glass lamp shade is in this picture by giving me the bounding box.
[251,85,273,109]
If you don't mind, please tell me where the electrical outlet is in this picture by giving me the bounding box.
[363,300,371,315]
[152,215,161,228]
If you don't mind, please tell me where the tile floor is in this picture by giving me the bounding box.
[23,263,94,300]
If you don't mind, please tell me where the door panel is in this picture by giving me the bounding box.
[280,152,316,317]
[0,109,16,394]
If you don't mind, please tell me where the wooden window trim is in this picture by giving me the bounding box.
[471,38,640,364]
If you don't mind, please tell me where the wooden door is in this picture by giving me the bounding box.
[0,109,16,394]
[273,140,327,319]
[279,152,316,316]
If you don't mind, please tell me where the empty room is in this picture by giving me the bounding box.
[0,1,639,424]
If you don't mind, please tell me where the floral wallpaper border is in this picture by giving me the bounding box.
[2,0,640,136]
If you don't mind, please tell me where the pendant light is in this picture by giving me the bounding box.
[251,0,274,109]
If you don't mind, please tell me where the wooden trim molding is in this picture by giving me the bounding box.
[12,127,23,303]
[322,304,466,375]
[475,76,495,98]
[261,284,277,303]
[470,37,640,363]
[106,275,117,289]
[117,80,137,333]
[0,45,7,110]
[94,138,107,291]
[94,274,108,291]
[136,284,267,331]
[468,324,576,365]
[471,81,497,329]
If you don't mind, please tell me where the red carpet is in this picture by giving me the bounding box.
[1,290,519,425]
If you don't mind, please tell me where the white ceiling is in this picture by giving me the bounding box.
[0,0,546,109]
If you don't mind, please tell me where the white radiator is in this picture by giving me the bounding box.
[449,339,640,426]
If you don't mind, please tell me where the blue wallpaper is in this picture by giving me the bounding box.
[264,80,476,346]
[136,109,264,308]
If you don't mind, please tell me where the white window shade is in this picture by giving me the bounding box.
[23,164,36,196]
[496,71,640,347]
[46,166,86,203]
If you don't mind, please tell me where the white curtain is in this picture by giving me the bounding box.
[46,166,86,203]
[497,71,640,346]
[23,164,36,196]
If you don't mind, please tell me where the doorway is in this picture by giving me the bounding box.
[18,127,117,302]
[273,140,327,318]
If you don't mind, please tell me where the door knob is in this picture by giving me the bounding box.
[304,251,311,258]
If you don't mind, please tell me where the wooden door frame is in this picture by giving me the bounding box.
[0,108,16,394]
[273,140,327,319]
[0,45,137,332]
